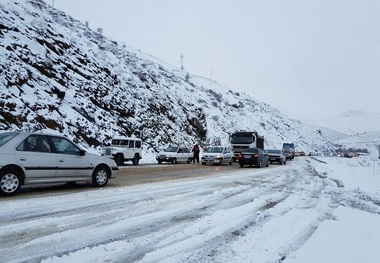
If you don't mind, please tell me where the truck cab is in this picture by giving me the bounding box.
[230,131,264,161]
[282,143,295,160]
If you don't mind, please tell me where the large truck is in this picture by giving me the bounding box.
[230,131,264,161]
[282,142,295,160]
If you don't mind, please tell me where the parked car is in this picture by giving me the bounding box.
[0,132,118,196]
[266,149,287,165]
[201,146,233,165]
[156,146,193,164]
[238,148,269,168]
[103,136,142,166]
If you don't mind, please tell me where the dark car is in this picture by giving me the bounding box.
[266,149,287,165]
[238,148,269,168]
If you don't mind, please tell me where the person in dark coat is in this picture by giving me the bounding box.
[192,144,200,163]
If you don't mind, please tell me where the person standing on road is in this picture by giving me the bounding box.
[192,144,200,163]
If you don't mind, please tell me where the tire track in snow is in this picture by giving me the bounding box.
[0,160,340,263]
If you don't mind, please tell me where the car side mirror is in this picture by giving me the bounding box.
[80,150,86,156]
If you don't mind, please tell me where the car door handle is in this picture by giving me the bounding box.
[19,158,26,161]
[59,159,64,162]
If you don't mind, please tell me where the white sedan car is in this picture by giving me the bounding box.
[0,132,118,196]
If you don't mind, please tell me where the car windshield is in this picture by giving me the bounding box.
[242,148,258,153]
[164,146,178,152]
[205,147,223,153]
[0,132,18,147]
[267,150,281,154]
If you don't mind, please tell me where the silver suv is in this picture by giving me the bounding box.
[103,136,142,165]
[0,132,118,196]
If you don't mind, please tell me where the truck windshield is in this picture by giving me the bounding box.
[231,136,254,144]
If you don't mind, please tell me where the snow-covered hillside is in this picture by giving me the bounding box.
[0,0,338,155]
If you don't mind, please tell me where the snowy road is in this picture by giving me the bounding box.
[0,158,361,262]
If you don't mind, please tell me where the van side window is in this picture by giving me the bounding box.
[129,140,134,148]
[135,141,141,148]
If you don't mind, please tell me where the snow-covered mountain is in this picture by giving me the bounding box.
[334,130,380,150]
[313,110,380,135]
[0,0,341,155]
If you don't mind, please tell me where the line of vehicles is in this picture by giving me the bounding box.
[0,130,297,196]
[102,131,296,168]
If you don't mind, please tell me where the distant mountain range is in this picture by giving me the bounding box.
[312,110,380,135]
[304,110,380,150]
[334,130,380,149]
[1,0,378,155]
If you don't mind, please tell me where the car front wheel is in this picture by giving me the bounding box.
[92,166,109,187]
[0,170,21,196]
[132,155,140,165]
[114,154,124,166]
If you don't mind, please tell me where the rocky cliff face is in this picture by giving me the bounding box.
[0,0,336,154]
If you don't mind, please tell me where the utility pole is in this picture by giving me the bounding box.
[180,54,184,70]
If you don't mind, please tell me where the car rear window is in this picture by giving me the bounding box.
[0,132,18,147]
[243,148,258,153]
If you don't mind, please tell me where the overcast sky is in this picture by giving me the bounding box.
[54,0,380,122]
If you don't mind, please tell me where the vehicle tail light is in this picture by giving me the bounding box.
[253,154,258,158]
